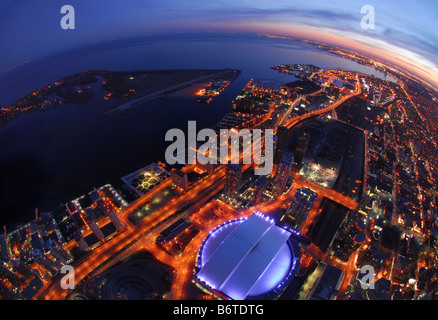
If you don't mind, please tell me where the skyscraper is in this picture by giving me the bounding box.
[73,232,90,252]
[285,188,317,229]
[252,175,268,205]
[274,125,289,164]
[196,155,215,175]
[171,168,189,191]
[0,232,10,262]
[225,164,242,197]
[85,214,105,241]
[294,132,310,165]
[107,209,124,231]
[272,154,293,196]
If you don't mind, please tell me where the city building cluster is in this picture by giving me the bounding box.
[1,54,438,301]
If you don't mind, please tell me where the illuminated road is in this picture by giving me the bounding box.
[38,166,227,300]
[39,71,364,300]
[60,177,174,252]
[304,242,364,298]
[92,180,229,299]
[291,173,358,211]
[169,203,246,300]
[284,75,361,129]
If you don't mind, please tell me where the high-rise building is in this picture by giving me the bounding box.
[107,209,124,231]
[196,141,218,175]
[0,233,10,262]
[272,154,293,196]
[252,176,268,205]
[294,132,310,164]
[48,248,65,269]
[51,241,72,263]
[334,232,366,262]
[274,125,289,164]
[225,164,242,197]
[196,157,215,175]
[0,262,25,287]
[35,255,58,277]
[74,233,90,252]
[171,168,189,191]
[285,188,317,229]
[85,215,105,241]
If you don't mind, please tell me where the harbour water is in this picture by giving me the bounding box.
[0,33,394,229]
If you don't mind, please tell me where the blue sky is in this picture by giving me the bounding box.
[1,0,437,85]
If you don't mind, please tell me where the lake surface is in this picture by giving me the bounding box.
[0,33,394,229]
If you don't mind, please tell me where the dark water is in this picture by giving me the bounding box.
[0,33,393,229]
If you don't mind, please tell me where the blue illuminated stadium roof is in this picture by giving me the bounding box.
[196,212,295,300]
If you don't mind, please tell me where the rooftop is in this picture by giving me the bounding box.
[196,212,296,300]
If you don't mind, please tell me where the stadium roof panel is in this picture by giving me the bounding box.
[196,212,294,300]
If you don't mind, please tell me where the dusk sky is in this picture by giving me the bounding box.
[1,0,437,87]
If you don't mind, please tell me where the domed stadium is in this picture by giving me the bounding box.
[194,212,301,300]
